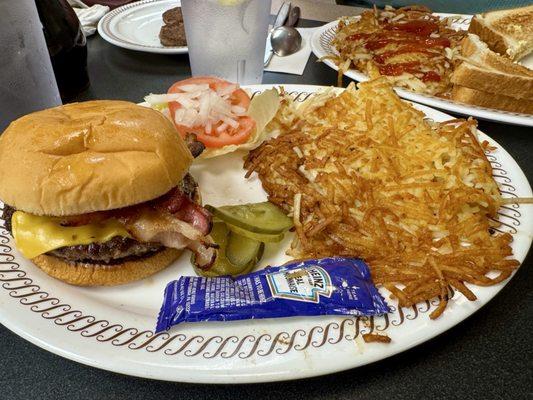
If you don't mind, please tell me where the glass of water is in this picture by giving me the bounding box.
[181,0,272,84]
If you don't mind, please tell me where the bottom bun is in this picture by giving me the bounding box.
[32,248,183,286]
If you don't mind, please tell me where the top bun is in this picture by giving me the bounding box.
[0,100,193,216]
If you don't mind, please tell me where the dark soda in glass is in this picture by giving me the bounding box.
[35,0,90,101]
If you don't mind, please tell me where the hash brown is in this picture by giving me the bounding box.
[245,78,519,318]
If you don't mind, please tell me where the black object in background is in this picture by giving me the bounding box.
[35,0,90,102]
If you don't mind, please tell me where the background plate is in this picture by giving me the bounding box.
[98,0,187,54]
[0,85,531,383]
[310,14,533,127]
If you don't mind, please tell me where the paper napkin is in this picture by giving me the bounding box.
[264,27,316,76]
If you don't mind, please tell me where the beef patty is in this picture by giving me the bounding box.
[2,173,199,265]
[49,237,162,265]
[159,22,187,47]
[162,7,183,25]
[160,7,186,47]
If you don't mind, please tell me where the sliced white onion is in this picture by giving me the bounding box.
[179,84,209,92]
[222,116,239,129]
[217,122,228,132]
[175,95,199,109]
[152,82,247,130]
[144,93,185,105]
[216,84,238,97]
[231,105,246,114]
[173,108,185,124]
[198,93,211,120]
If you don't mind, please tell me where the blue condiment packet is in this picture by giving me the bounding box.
[155,257,389,332]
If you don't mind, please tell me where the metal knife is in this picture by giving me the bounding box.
[264,2,291,67]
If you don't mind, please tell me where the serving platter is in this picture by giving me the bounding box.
[310,14,533,127]
[0,84,531,383]
[98,0,188,54]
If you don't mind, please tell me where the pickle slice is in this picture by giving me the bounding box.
[193,253,237,278]
[206,202,293,235]
[237,243,264,276]
[222,220,284,243]
[226,231,263,268]
[210,221,229,248]
[192,222,263,277]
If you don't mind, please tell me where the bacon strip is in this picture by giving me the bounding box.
[58,184,215,270]
[122,208,216,270]
[187,240,217,270]
[151,187,212,235]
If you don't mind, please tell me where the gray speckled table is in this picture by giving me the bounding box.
[0,18,532,400]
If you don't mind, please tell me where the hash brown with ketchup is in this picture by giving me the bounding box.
[332,6,466,96]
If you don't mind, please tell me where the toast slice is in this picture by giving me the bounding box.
[468,5,533,61]
[451,86,533,114]
[451,35,533,100]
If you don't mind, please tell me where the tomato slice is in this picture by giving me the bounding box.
[167,76,255,148]
[196,117,255,148]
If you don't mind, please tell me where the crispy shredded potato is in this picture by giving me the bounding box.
[245,78,519,319]
[331,5,466,96]
[363,333,392,343]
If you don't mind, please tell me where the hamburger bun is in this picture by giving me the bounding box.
[32,248,183,286]
[0,100,193,216]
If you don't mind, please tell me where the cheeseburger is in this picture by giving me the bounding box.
[0,100,215,286]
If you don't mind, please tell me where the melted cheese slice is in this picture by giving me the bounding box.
[12,211,131,259]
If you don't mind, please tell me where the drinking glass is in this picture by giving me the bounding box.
[35,0,90,102]
[0,0,61,132]
[181,0,272,84]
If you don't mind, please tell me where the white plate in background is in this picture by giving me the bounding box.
[98,0,187,54]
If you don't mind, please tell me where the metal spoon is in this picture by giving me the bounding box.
[270,26,302,57]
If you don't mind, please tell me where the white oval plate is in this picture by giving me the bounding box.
[98,0,187,54]
[0,85,531,383]
[310,14,533,127]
